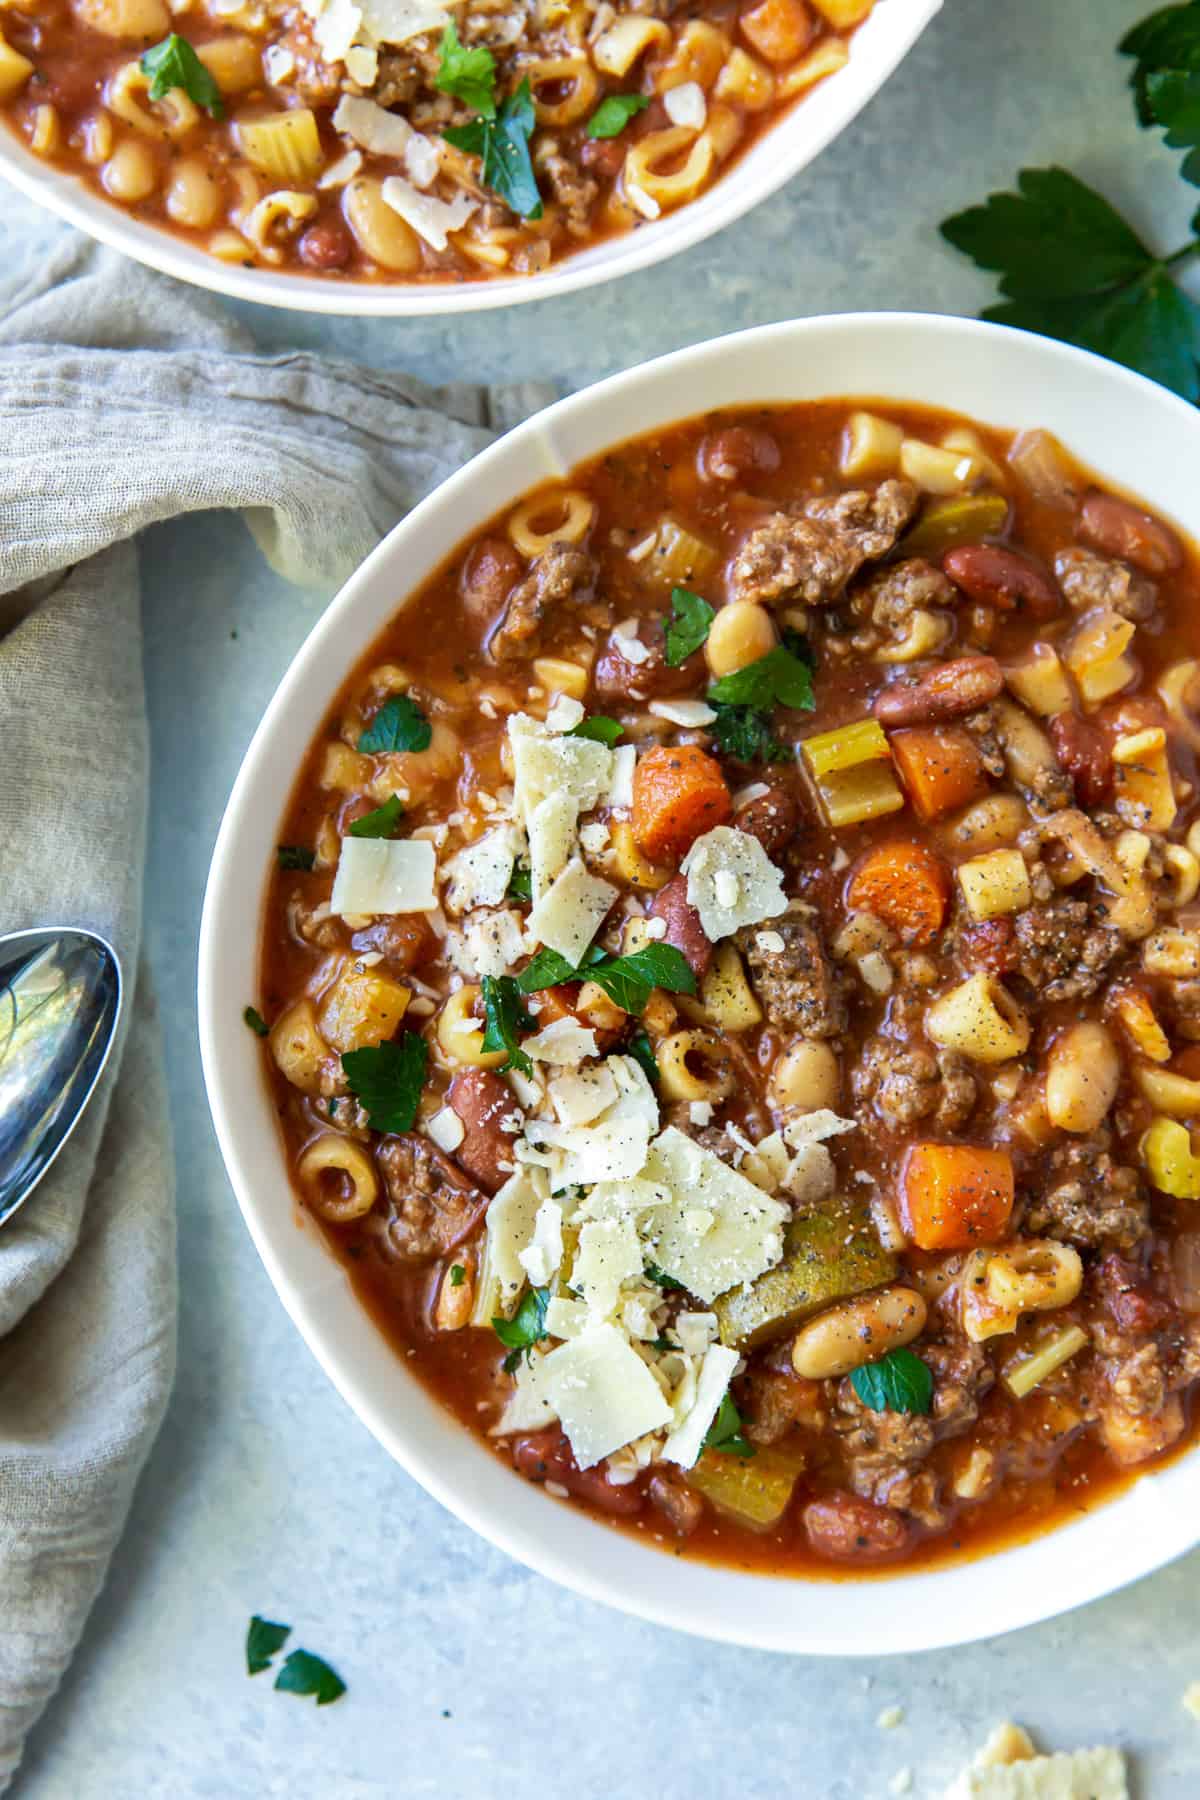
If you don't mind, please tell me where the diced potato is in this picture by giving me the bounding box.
[1004,643,1073,718]
[318,965,411,1053]
[701,942,763,1031]
[899,438,984,496]
[685,1446,803,1529]
[0,33,34,101]
[714,1200,897,1349]
[1063,609,1136,709]
[957,848,1032,921]
[1112,727,1177,832]
[839,410,903,479]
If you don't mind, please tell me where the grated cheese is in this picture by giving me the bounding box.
[518,1198,564,1288]
[523,1017,599,1066]
[527,856,618,965]
[426,1105,464,1153]
[662,1342,739,1467]
[381,176,477,252]
[330,837,436,916]
[483,1171,543,1308]
[649,698,717,727]
[442,823,522,914]
[540,1324,673,1468]
[572,1215,643,1318]
[548,1063,619,1125]
[640,1127,789,1302]
[332,93,412,156]
[682,826,787,940]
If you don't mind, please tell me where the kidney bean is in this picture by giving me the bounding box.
[512,1429,645,1517]
[580,136,627,181]
[958,916,1019,975]
[871,654,1003,728]
[350,914,436,974]
[647,1470,705,1537]
[941,543,1059,617]
[298,218,353,271]
[1096,1254,1171,1334]
[647,873,714,979]
[1079,489,1182,577]
[447,1068,516,1195]
[460,537,522,623]
[698,425,782,485]
[1048,712,1113,810]
[802,1493,913,1562]
[734,783,802,857]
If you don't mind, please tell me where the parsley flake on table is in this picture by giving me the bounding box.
[243,1006,269,1038]
[703,1392,755,1459]
[567,715,624,746]
[140,33,224,117]
[434,20,497,116]
[850,1347,933,1416]
[665,586,715,667]
[587,93,649,139]
[274,1648,347,1707]
[493,1285,551,1370]
[479,974,534,1075]
[348,794,405,838]
[341,1034,428,1133]
[516,942,695,1011]
[246,1615,291,1676]
[445,79,542,219]
[357,694,432,755]
[276,844,315,871]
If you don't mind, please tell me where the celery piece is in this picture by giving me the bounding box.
[1003,1325,1088,1399]
[900,492,1009,558]
[1142,1116,1200,1199]
[713,1200,897,1350]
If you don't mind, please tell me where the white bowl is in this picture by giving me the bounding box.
[199,313,1200,1651]
[1,0,941,316]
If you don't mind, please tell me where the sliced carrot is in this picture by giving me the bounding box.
[846,840,949,946]
[889,726,988,823]
[632,744,732,863]
[900,1143,1015,1252]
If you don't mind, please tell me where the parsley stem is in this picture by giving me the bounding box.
[1163,239,1200,270]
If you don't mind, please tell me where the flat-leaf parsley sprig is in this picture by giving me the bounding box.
[940,4,1200,401]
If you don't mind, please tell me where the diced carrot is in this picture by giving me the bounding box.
[889,726,988,823]
[632,744,733,863]
[900,1143,1015,1252]
[845,840,949,946]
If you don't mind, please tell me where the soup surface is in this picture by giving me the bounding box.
[258,398,1200,1574]
[0,0,870,282]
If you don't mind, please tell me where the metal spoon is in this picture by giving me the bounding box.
[0,927,122,1230]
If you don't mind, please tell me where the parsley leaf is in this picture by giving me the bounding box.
[348,794,405,838]
[449,1263,466,1288]
[140,33,224,118]
[703,1392,755,1459]
[850,1347,933,1416]
[494,1285,551,1370]
[708,643,815,712]
[708,703,791,765]
[445,79,542,219]
[274,1648,347,1707]
[940,165,1200,402]
[587,93,649,139]
[568,715,624,746]
[627,1027,659,1085]
[243,1006,269,1038]
[357,694,432,755]
[1121,3,1200,128]
[341,1034,428,1133]
[665,587,714,667]
[277,844,315,871]
[507,864,533,902]
[434,20,497,116]
[479,974,534,1075]
[645,1262,685,1291]
[517,943,695,1012]
[246,1615,291,1676]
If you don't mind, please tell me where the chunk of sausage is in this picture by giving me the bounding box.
[728,480,919,608]
[941,543,1059,617]
[373,1136,488,1262]
[592,617,701,705]
[647,873,713,979]
[698,425,781,485]
[512,1429,645,1517]
[1048,712,1113,810]
[448,1068,517,1195]
[871,654,1003,728]
[737,915,846,1037]
[803,1493,914,1562]
[733,783,802,857]
[1053,546,1156,622]
[460,537,522,625]
[1079,489,1182,577]
[489,544,594,662]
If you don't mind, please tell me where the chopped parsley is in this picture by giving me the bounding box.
[449,1264,466,1288]
[664,586,714,667]
[348,794,405,838]
[276,844,315,871]
[445,79,542,219]
[246,1615,290,1676]
[708,704,792,765]
[434,20,497,115]
[493,1285,551,1371]
[587,92,649,139]
[568,715,624,746]
[645,1262,685,1291]
[627,1027,659,1085]
[517,942,696,1012]
[274,1649,347,1707]
[703,1392,755,1459]
[243,1006,269,1038]
[507,864,533,902]
[706,638,815,765]
[479,974,534,1076]
[341,1034,428,1133]
[357,694,432,755]
[850,1347,934,1416]
[140,33,224,118]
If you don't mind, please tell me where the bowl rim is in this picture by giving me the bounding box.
[199,310,1200,1653]
[0,0,942,318]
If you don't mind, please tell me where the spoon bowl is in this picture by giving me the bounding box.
[0,927,122,1229]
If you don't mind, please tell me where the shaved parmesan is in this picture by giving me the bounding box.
[442,823,522,913]
[548,1064,618,1125]
[578,1175,672,1224]
[649,698,717,727]
[330,837,436,916]
[509,713,613,825]
[608,744,636,810]
[572,1215,643,1318]
[527,856,618,965]
[945,1745,1127,1800]
[332,94,412,157]
[527,790,577,899]
[544,1296,589,1339]
[523,1055,658,1188]
[663,81,706,129]
[303,0,362,64]
[484,1171,542,1309]
[682,826,787,940]
[460,908,528,978]
[358,0,450,45]
[381,176,477,251]
[672,1310,718,1357]
[640,1126,788,1302]
[344,43,377,83]
[318,148,363,190]
[663,1343,739,1468]
[524,1017,598,1065]
[545,695,586,732]
[518,1198,564,1288]
[489,1352,557,1435]
[783,1109,857,1145]
[404,131,439,189]
[782,1140,836,1204]
[540,1325,672,1468]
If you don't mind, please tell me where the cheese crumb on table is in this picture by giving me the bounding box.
[877,1705,905,1730]
[943,1722,1128,1800]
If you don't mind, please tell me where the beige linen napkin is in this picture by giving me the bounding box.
[0,235,553,1790]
